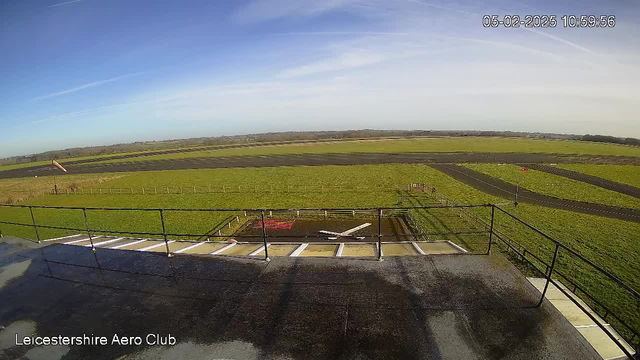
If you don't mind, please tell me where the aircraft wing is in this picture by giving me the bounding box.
[319,230,341,236]
[340,223,371,235]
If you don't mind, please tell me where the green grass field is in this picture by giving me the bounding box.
[0,144,219,172]
[0,173,125,204]
[461,163,640,209]
[80,137,640,166]
[558,164,640,188]
[0,164,638,342]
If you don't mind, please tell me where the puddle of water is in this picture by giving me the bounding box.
[119,340,259,360]
[0,259,32,289]
[0,320,36,351]
[22,345,70,360]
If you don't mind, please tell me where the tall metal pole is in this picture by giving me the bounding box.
[28,206,41,243]
[82,208,95,251]
[159,209,171,257]
[261,210,270,261]
[54,174,58,195]
[537,243,560,307]
[377,208,383,261]
[515,174,519,205]
[487,205,495,254]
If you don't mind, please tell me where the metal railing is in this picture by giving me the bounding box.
[50,183,414,196]
[490,206,639,359]
[0,203,492,260]
[0,202,638,358]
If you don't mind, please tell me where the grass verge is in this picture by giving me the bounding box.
[558,164,640,188]
[462,163,640,209]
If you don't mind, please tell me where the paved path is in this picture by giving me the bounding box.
[521,163,640,199]
[429,164,640,223]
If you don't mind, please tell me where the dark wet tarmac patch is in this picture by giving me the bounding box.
[0,238,600,360]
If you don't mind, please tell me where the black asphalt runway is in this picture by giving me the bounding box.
[429,164,640,223]
[3,152,640,180]
[0,237,600,359]
[520,163,640,199]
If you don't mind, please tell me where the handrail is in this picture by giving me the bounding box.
[494,205,640,301]
[0,203,491,212]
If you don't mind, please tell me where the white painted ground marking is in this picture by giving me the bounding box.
[210,243,236,255]
[412,242,426,255]
[43,234,82,242]
[174,242,206,254]
[63,237,95,245]
[111,239,147,249]
[85,238,123,247]
[447,241,468,253]
[138,241,174,252]
[319,223,371,239]
[336,243,345,257]
[290,243,309,257]
[575,324,610,329]
[249,244,271,256]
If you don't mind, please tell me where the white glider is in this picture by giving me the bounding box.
[319,223,371,240]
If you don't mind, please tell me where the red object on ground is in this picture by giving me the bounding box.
[520,167,529,171]
[254,220,296,230]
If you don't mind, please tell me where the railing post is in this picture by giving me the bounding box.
[487,205,495,254]
[159,209,171,257]
[28,206,41,243]
[377,208,383,261]
[260,210,270,262]
[82,208,95,251]
[537,243,560,307]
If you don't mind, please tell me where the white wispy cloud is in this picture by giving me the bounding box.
[277,51,385,78]
[32,72,144,101]
[231,0,357,24]
[48,0,83,8]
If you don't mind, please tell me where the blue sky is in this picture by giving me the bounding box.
[1,0,639,157]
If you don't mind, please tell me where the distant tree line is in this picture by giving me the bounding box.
[1,130,638,166]
[578,134,640,146]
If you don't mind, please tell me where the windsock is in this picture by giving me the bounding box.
[52,160,67,173]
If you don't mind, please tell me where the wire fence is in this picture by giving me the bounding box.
[50,183,418,196]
